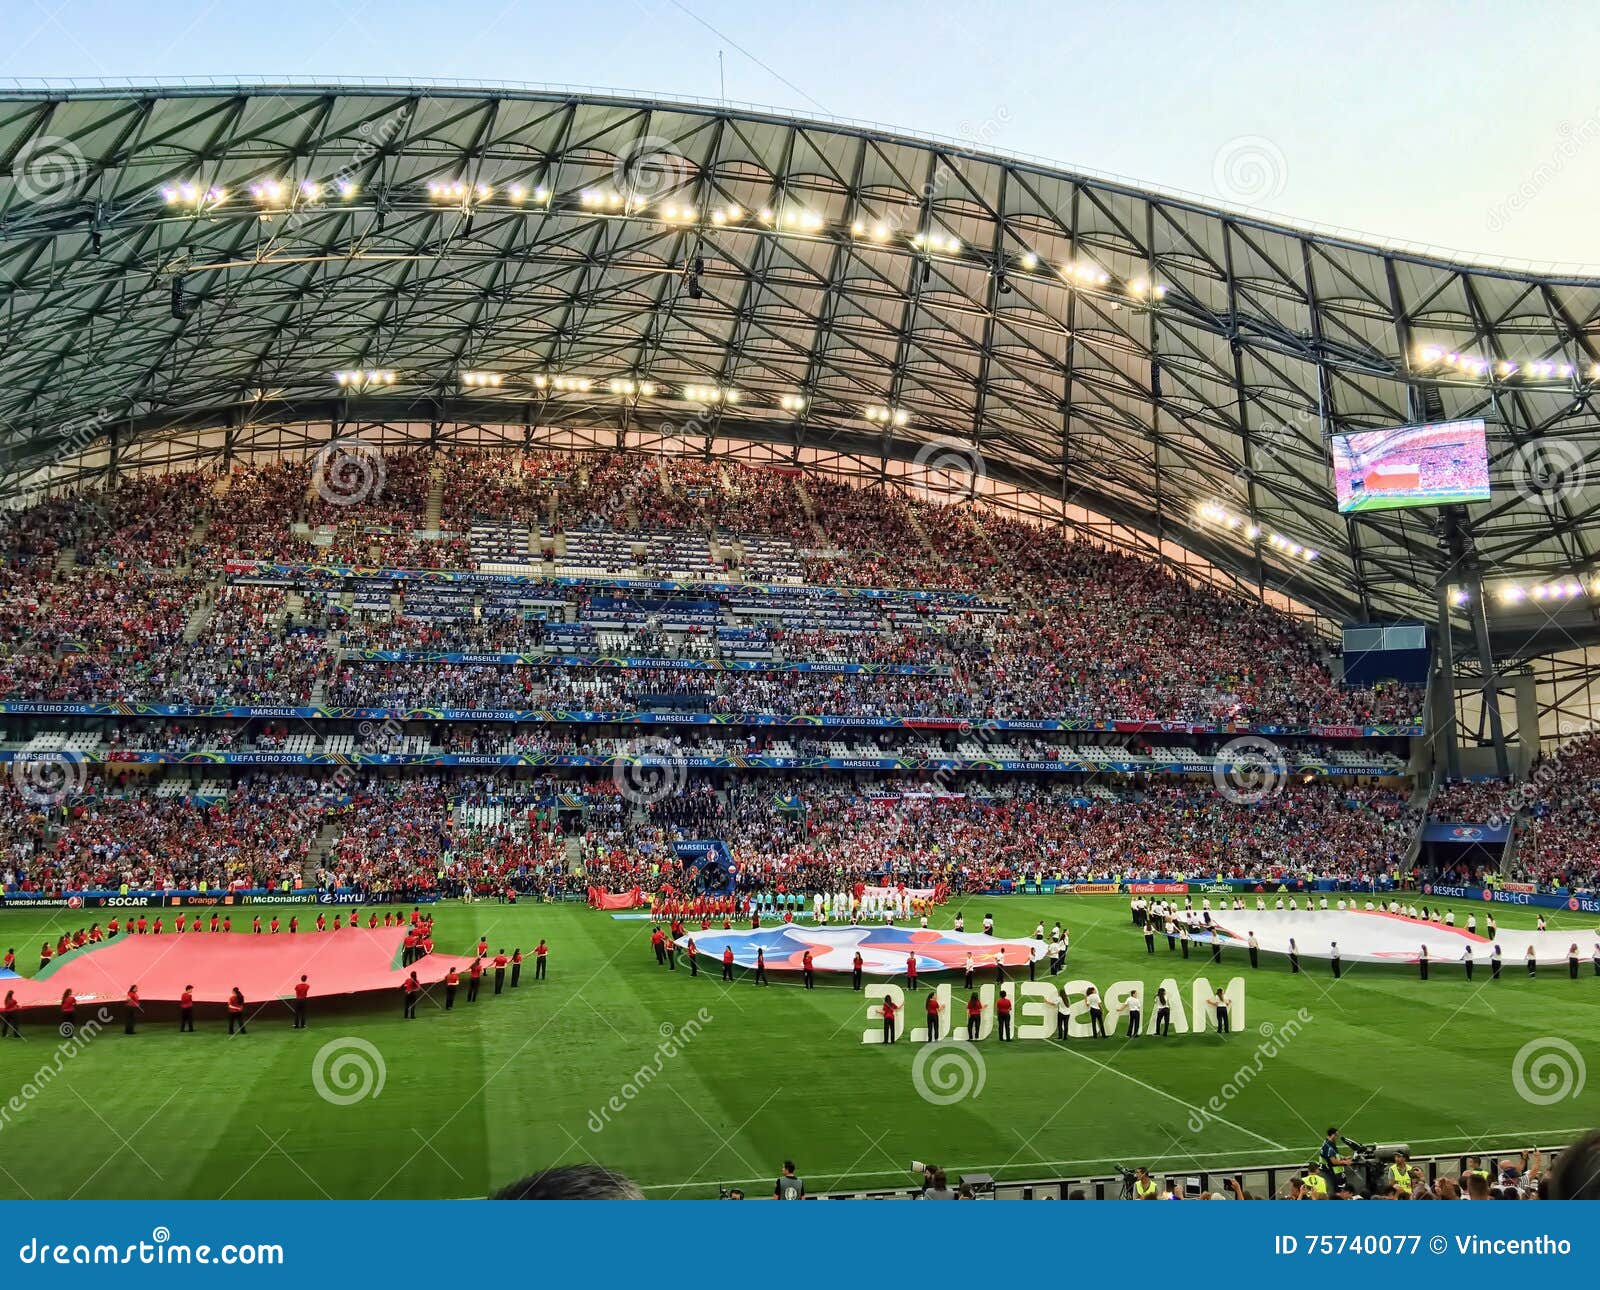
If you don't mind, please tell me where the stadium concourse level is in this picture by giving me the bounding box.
[0,448,1426,727]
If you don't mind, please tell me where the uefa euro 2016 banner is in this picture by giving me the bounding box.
[225,559,996,608]
[339,649,952,676]
[1421,881,1600,914]
[1420,821,1513,843]
[0,701,1422,739]
[0,889,441,908]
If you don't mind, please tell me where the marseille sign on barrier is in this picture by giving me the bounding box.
[859,976,1247,1042]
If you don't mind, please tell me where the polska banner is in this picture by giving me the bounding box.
[588,886,644,911]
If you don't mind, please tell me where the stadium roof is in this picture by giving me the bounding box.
[3,80,1599,643]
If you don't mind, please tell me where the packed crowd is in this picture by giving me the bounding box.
[0,768,1421,897]
[0,448,1425,728]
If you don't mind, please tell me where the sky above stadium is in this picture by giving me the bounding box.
[6,0,1598,268]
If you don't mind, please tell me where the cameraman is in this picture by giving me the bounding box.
[1319,1127,1351,1189]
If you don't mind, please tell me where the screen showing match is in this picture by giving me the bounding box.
[1330,418,1491,513]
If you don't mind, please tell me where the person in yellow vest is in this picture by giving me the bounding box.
[1389,1149,1413,1197]
[1303,1169,1329,1199]
[1133,1167,1159,1199]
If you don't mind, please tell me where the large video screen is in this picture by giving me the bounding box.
[1330,418,1490,513]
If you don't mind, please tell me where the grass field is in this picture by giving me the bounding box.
[0,894,1594,1199]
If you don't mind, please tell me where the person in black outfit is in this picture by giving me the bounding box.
[1570,945,1582,980]
[1153,987,1171,1036]
[511,949,523,988]
[494,952,507,994]
[1289,938,1300,973]
[403,972,420,1019]
[1330,942,1341,979]
[753,948,768,986]
[1086,989,1106,1038]
[1419,946,1429,981]
[1125,992,1142,1038]
[1212,990,1232,1036]
[1144,924,1156,954]
[665,939,677,972]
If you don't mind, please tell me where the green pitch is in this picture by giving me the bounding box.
[0,895,1594,1199]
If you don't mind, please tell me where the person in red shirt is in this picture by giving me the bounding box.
[152,918,163,936]
[227,987,246,1035]
[107,918,120,937]
[925,990,941,1042]
[208,913,219,932]
[367,913,378,929]
[722,945,735,981]
[175,914,186,933]
[476,936,489,958]
[906,952,919,992]
[346,915,359,932]
[966,992,984,1041]
[650,927,666,966]
[510,948,523,988]
[403,971,420,1019]
[135,916,147,935]
[124,984,141,1035]
[880,995,899,1044]
[316,913,327,932]
[60,989,78,1033]
[1,948,12,972]
[289,916,299,934]
[533,938,548,981]
[179,985,195,1033]
[753,947,768,986]
[221,916,232,933]
[269,917,280,934]
[37,941,51,971]
[802,950,815,991]
[686,937,699,977]
[292,975,310,1029]
[851,950,864,992]
[332,915,342,931]
[251,916,261,935]
[444,967,459,1010]
[2,989,19,1039]
[493,950,509,995]
[189,917,202,934]
[996,989,1014,1041]
[467,957,483,1003]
